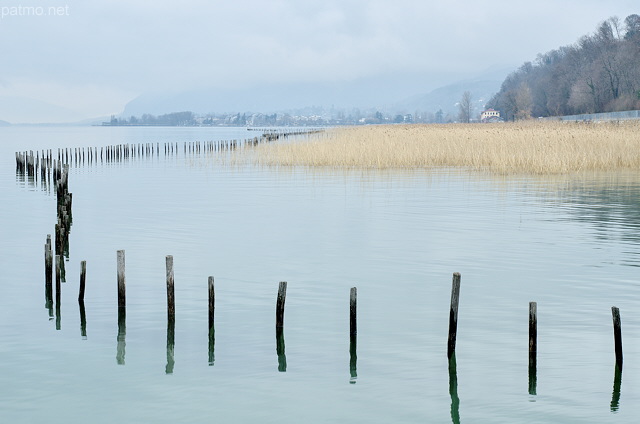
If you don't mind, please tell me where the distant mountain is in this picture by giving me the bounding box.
[121,71,462,117]
[121,67,513,120]
[0,96,84,124]
[393,79,503,117]
[0,119,11,126]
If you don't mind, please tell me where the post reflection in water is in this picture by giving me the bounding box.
[208,327,215,366]
[610,365,622,412]
[448,354,461,424]
[349,334,357,384]
[276,327,287,372]
[55,290,61,331]
[78,300,87,339]
[116,309,126,365]
[45,282,53,320]
[166,319,175,374]
[528,353,537,396]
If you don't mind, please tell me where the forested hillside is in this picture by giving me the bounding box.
[488,14,640,120]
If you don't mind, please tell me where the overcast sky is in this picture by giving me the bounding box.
[0,0,638,122]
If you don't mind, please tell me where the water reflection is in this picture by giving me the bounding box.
[208,327,215,366]
[55,255,61,330]
[45,235,53,319]
[448,354,460,424]
[208,276,215,366]
[349,334,357,384]
[276,327,287,372]
[55,301,61,330]
[530,173,640,266]
[166,320,175,374]
[117,309,126,365]
[45,279,53,320]
[78,300,87,339]
[528,353,537,396]
[610,365,622,412]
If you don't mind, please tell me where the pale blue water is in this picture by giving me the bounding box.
[1,126,640,423]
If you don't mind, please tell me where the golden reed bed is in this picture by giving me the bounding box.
[243,121,640,175]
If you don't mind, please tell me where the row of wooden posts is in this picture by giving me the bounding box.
[44,247,357,376]
[33,165,626,388]
[446,272,626,399]
[45,255,625,381]
[15,129,324,186]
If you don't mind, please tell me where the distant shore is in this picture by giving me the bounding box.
[243,121,640,175]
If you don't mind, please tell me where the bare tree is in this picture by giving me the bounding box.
[458,91,472,123]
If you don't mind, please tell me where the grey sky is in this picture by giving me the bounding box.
[0,0,638,122]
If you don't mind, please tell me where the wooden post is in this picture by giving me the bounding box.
[350,287,357,336]
[166,255,175,322]
[78,260,86,302]
[117,250,125,308]
[276,281,287,328]
[447,272,461,359]
[612,306,623,370]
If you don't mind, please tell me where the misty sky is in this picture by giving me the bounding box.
[0,0,638,123]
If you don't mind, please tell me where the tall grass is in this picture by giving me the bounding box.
[243,121,640,174]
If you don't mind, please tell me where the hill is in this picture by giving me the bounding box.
[488,14,640,120]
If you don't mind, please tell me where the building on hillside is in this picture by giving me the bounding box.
[480,108,501,123]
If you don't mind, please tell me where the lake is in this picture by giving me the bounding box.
[2,125,640,423]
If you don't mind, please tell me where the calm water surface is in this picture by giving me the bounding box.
[1,126,640,423]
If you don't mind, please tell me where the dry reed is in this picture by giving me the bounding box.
[243,121,640,175]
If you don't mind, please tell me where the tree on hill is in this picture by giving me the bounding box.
[488,15,640,119]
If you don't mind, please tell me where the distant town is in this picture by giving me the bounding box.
[101,108,462,127]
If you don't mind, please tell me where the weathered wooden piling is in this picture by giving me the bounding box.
[117,250,126,308]
[78,260,86,302]
[350,287,357,337]
[612,306,623,370]
[447,272,461,359]
[166,255,175,322]
[276,281,287,328]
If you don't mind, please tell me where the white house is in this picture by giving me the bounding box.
[480,108,500,122]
